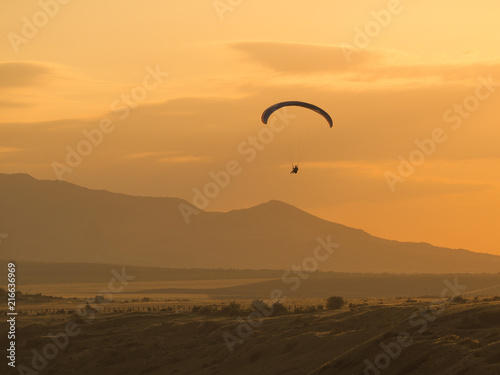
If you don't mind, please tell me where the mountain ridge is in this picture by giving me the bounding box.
[0,172,499,273]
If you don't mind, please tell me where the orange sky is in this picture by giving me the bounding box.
[1,0,500,255]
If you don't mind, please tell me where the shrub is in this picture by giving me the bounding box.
[220,301,242,315]
[94,295,108,304]
[270,302,289,316]
[452,295,468,304]
[326,296,345,310]
[251,300,267,312]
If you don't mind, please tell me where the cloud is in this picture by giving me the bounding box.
[0,62,54,88]
[229,41,500,86]
[0,100,33,108]
[158,155,213,163]
[0,147,22,154]
[230,41,383,74]
[123,151,180,159]
[123,151,213,164]
[141,96,237,115]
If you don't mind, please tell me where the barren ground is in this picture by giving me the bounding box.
[4,299,500,375]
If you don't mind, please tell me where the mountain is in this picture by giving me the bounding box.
[1,173,499,273]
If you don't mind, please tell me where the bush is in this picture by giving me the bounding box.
[251,300,267,312]
[452,295,468,304]
[326,296,345,310]
[270,302,289,316]
[94,295,108,304]
[220,301,242,315]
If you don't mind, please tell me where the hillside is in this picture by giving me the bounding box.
[8,300,500,375]
[1,173,499,273]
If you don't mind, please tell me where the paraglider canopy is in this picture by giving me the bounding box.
[261,101,333,127]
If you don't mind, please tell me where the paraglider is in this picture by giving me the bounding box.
[261,101,333,173]
[261,101,333,128]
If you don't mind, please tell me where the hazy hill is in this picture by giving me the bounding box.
[1,173,500,273]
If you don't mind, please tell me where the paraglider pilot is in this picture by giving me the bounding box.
[290,164,299,174]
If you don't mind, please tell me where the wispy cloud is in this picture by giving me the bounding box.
[299,160,391,178]
[230,41,382,74]
[123,151,213,163]
[0,147,22,154]
[229,41,500,86]
[158,155,213,163]
[123,151,180,160]
[0,100,33,108]
[0,62,54,88]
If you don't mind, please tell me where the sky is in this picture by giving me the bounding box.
[1,0,500,255]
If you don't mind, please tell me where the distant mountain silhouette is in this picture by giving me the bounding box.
[1,173,500,273]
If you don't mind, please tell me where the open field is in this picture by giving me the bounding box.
[3,298,500,375]
[3,266,500,373]
[5,270,500,300]
[17,279,276,300]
